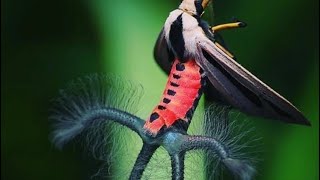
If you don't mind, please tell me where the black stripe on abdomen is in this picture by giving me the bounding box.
[169,14,185,61]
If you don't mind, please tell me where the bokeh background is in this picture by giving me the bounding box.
[2,0,319,179]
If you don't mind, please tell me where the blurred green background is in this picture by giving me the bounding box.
[2,0,318,179]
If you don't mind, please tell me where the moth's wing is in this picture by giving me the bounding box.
[203,77,232,105]
[203,33,237,103]
[154,28,175,75]
[196,40,310,125]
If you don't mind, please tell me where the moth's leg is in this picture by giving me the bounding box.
[170,152,185,180]
[211,21,246,59]
[211,21,246,32]
[129,143,159,180]
[214,42,236,59]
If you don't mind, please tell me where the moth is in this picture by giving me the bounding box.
[150,0,310,130]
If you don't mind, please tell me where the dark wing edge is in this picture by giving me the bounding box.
[196,40,311,126]
[154,28,174,75]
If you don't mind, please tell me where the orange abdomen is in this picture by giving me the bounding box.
[144,59,204,134]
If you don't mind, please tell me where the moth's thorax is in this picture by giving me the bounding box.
[179,0,204,16]
[164,9,207,61]
[178,0,198,15]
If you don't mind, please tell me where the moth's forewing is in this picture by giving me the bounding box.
[196,41,310,125]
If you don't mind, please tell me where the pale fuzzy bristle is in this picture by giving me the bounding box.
[189,104,262,180]
[85,120,143,180]
[49,74,144,149]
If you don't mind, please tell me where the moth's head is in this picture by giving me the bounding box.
[179,0,211,16]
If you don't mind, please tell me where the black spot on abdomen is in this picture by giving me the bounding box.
[176,63,185,71]
[167,89,176,96]
[158,105,166,110]
[149,112,160,122]
[173,74,181,79]
[163,98,171,104]
[170,82,179,87]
